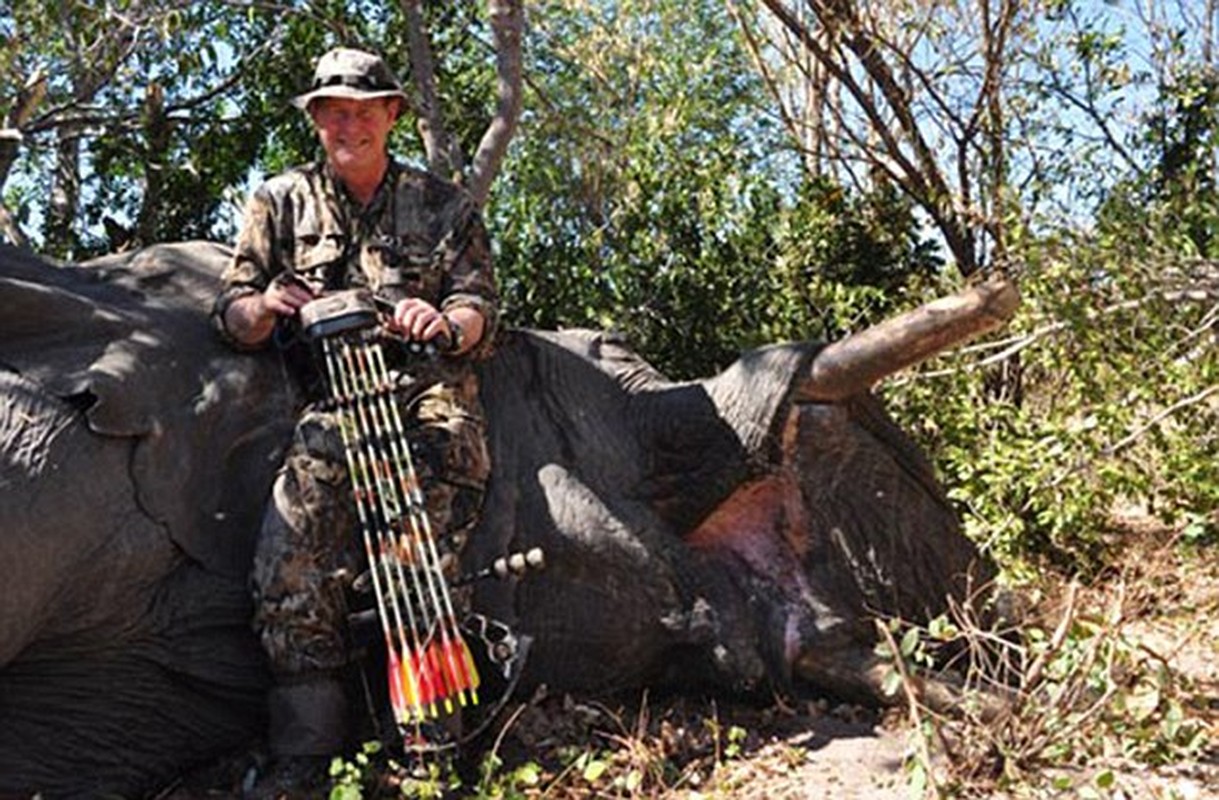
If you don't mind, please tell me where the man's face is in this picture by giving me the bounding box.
[309,96,398,175]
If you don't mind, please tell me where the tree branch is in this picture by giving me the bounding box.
[821,0,979,273]
[725,0,806,161]
[0,203,31,249]
[0,70,47,190]
[1105,384,1219,456]
[756,0,980,274]
[467,0,524,209]
[399,0,462,178]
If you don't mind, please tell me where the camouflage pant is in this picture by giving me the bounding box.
[251,365,490,678]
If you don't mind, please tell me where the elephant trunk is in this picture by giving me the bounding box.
[796,277,1020,402]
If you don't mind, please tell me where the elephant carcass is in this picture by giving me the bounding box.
[0,241,1015,797]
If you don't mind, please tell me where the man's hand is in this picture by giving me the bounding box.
[263,274,316,316]
[224,275,316,347]
[387,298,483,355]
[388,297,449,344]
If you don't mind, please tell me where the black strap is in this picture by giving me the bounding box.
[312,73,396,93]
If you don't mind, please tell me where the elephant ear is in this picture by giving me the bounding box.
[0,243,295,576]
[1,250,147,429]
[700,341,819,462]
[521,330,818,536]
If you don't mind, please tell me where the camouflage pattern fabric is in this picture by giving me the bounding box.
[217,159,496,680]
[252,370,489,677]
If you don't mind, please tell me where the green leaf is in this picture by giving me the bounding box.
[881,667,903,697]
[513,762,541,787]
[329,785,362,800]
[582,758,608,784]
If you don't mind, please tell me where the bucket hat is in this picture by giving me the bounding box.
[292,47,408,110]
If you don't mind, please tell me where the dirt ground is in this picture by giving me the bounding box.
[663,704,911,799]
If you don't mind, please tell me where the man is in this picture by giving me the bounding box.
[212,47,497,796]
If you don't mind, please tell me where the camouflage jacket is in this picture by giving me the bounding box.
[214,159,498,359]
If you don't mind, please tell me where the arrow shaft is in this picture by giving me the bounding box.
[320,332,481,724]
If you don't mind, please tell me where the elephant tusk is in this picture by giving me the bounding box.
[796,276,1020,402]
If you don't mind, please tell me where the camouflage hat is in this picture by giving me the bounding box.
[292,47,407,110]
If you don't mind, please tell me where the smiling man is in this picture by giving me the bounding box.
[212,47,497,798]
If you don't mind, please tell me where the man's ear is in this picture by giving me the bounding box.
[387,97,403,123]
